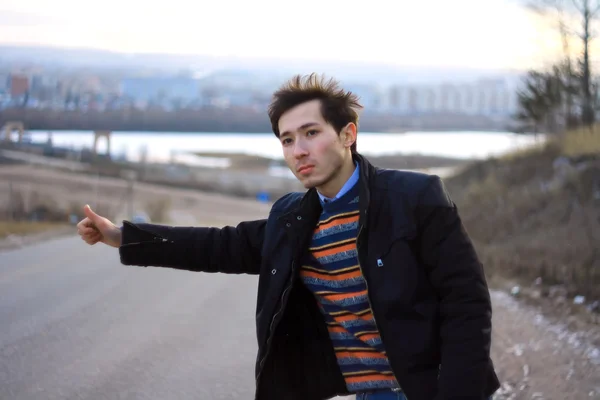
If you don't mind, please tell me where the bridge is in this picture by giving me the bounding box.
[1,121,25,143]
[2,121,112,156]
[0,106,513,133]
[0,107,275,134]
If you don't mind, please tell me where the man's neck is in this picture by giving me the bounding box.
[317,156,356,199]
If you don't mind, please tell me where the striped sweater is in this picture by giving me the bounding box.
[299,182,400,393]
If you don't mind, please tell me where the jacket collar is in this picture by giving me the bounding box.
[355,152,374,227]
[279,153,375,230]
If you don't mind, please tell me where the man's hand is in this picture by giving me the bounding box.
[77,205,122,248]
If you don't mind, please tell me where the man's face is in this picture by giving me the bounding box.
[278,99,355,191]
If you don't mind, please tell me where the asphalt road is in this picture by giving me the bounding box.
[0,235,261,400]
[3,233,599,400]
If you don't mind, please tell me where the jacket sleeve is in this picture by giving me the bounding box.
[415,176,492,400]
[118,219,266,275]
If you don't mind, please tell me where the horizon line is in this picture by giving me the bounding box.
[0,42,528,73]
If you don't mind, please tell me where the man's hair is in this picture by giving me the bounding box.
[268,73,363,153]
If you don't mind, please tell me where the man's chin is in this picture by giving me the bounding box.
[300,178,325,190]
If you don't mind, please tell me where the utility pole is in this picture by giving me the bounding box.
[8,181,14,221]
[123,170,137,219]
[93,169,100,210]
[127,177,134,219]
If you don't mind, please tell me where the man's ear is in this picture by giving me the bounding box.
[341,123,357,149]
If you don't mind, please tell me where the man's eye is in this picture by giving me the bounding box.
[282,138,292,145]
[307,130,318,136]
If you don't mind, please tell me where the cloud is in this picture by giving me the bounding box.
[0,10,67,26]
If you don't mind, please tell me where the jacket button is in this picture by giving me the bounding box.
[271,269,277,275]
[285,223,291,227]
[296,216,302,220]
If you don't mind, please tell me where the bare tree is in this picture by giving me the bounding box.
[527,0,600,127]
[575,0,600,125]
[515,68,565,135]
[558,11,578,128]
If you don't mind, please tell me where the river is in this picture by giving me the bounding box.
[27,130,541,167]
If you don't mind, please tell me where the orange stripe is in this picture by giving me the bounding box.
[345,375,396,384]
[311,238,354,252]
[315,215,359,233]
[357,333,381,341]
[336,351,388,359]
[324,289,367,302]
[313,242,356,258]
[325,327,380,340]
[300,268,362,282]
[335,313,373,322]
[316,211,359,227]
[331,309,371,317]
[302,265,359,275]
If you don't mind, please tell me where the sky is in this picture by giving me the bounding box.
[0,0,561,70]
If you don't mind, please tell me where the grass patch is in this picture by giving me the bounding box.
[0,221,70,239]
[501,127,600,161]
[558,126,600,157]
[500,140,549,161]
[498,124,600,162]
[446,125,600,300]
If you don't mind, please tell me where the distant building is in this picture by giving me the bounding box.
[384,78,518,117]
[344,84,383,110]
[8,74,29,98]
[120,76,200,105]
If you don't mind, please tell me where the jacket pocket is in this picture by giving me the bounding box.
[367,229,437,324]
[373,230,417,269]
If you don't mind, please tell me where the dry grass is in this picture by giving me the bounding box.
[446,127,600,300]
[0,221,70,239]
[501,127,600,161]
[500,139,548,162]
[558,126,600,157]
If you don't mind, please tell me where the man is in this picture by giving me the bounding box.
[78,73,500,400]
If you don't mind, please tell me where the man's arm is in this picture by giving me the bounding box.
[119,219,266,275]
[415,176,492,400]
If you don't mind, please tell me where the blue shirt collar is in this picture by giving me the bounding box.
[317,162,360,205]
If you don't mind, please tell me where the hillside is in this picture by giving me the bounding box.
[445,128,600,305]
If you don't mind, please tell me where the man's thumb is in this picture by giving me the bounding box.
[83,204,101,222]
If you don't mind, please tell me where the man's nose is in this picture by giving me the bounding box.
[293,142,309,159]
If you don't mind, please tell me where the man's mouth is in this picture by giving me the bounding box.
[297,165,315,175]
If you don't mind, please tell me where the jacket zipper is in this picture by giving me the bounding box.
[254,260,295,399]
[121,221,171,246]
[120,236,170,247]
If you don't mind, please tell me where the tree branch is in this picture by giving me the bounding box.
[527,0,563,14]
[591,0,600,16]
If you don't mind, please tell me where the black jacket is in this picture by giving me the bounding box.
[119,154,500,400]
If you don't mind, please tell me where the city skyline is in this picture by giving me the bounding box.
[1,0,561,70]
